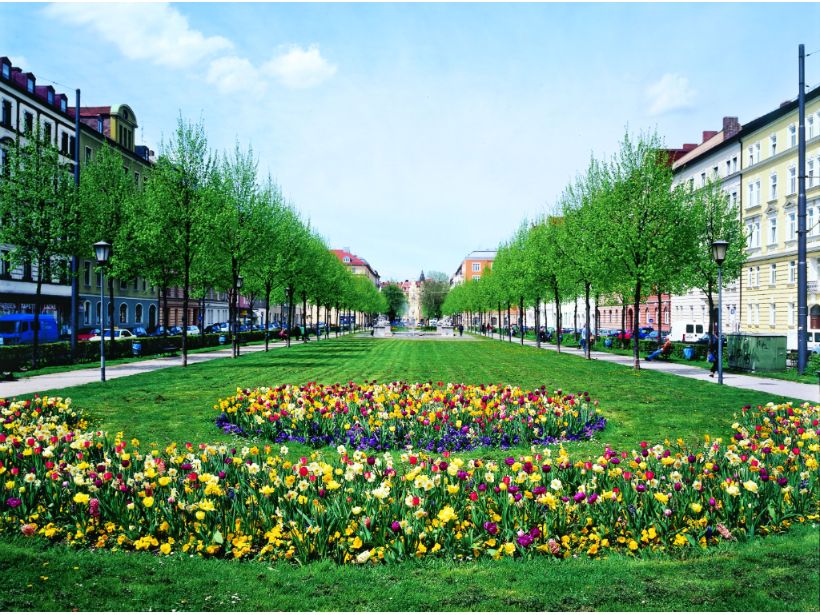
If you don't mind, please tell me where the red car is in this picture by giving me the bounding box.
[77,327,100,341]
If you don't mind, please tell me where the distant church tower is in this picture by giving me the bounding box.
[419,271,426,283]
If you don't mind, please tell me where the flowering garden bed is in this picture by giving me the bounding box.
[214,382,606,451]
[0,394,818,564]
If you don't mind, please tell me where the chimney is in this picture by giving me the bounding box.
[722,116,740,138]
[702,130,718,142]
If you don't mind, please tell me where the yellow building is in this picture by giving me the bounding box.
[740,86,820,349]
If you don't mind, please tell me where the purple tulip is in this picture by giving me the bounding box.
[391,521,401,533]
[5,497,21,508]
[573,492,586,502]
[517,533,533,547]
[483,522,498,535]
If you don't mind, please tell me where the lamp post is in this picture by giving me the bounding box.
[712,240,729,385]
[235,275,243,358]
[94,241,112,382]
[284,286,291,347]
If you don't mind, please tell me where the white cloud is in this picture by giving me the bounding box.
[263,45,337,89]
[206,56,262,95]
[44,3,233,70]
[646,73,696,116]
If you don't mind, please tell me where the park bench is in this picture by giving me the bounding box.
[159,345,179,357]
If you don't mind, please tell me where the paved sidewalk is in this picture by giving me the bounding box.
[0,336,329,398]
[476,333,819,402]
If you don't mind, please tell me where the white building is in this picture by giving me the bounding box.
[670,117,743,337]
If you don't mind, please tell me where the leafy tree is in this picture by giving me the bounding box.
[78,143,138,344]
[680,177,745,339]
[0,126,78,367]
[420,271,449,320]
[141,116,216,366]
[381,283,407,322]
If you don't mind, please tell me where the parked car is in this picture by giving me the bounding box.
[77,326,101,341]
[168,326,183,336]
[0,314,60,346]
[186,325,201,335]
[89,329,135,342]
[132,326,148,337]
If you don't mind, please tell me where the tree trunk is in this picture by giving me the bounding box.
[706,281,715,345]
[31,268,43,369]
[182,268,189,367]
[621,295,627,349]
[535,298,541,349]
[108,275,115,351]
[520,297,525,345]
[264,283,271,352]
[302,292,308,341]
[656,287,663,348]
[553,282,562,354]
[507,304,512,342]
[632,281,642,370]
[584,282,591,359]
[573,301,578,344]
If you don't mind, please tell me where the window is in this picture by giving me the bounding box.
[472,275,480,281]
[83,261,90,286]
[134,172,139,185]
[1,63,8,79]
[747,218,760,248]
[754,304,760,326]
[787,211,796,240]
[769,303,776,326]
[43,121,51,143]
[788,166,797,194]
[26,77,34,93]
[23,111,32,133]
[770,133,777,156]
[47,90,54,105]
[135,304,143,324]
[119,304,127,324]
[810,207,816,236]
[810,159,816,188]
[119,278,127,290]
[85,146,92,164]
[22,259,32,280]
[789,124,797,147]
[747,303,753,325]
[97,118,103,133]
[69,136,75,158]
[700,172,706,187]
[0,249,8,277]
[748,179,760,206]
[755,266,760,287]
[61,132,68,155]
[83,301,90,325]
[731,191,738,207]
[133,278,138,290]
[810,115,816,140]
[726,160,731,176]
[688,177,694,190]
[1,99,10,127]
[790,260,796,283]
[812,305,820,330]
[732,156,738,173]
[748,145,754,166]
[788,303,795,327]
[712,165,719,178]
[770,172,777,200]
[96,302,101,324]
[60,99,66,113]
[770,263,777,285]
[343,256,350,263]
[472,263,480,272]
[96,270,102,288]
[768,216,777,244]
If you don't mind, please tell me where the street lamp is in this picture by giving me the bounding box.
[712,239,729,385]
[284,286,291,347]
[94,241,112,382]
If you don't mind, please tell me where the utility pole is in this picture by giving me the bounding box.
[70,88,80,359]
[797,44,808,373]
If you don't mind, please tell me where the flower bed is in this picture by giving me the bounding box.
[1,395,818,564]
[214,382,606,451]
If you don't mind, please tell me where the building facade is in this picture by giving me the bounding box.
[669,116,743,337]
[739,87,820,349]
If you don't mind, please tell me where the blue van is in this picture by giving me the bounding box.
[0,314,60,346]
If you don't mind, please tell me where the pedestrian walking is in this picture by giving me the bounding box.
[458,324,464,336]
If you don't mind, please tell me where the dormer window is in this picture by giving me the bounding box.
[26,77,34,93]
[60,99,66,113]
[343,256,351,263]
[1,63,9,79]
[97,117,103,133]
[47,90,54,105]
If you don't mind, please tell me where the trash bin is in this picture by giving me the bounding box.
[218,335,227,345]
[132,341,142,357]
[683,346,695,360]
[604,338,613,348]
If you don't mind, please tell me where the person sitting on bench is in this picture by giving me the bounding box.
[646,338,672,361]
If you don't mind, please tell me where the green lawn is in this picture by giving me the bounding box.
[2,336,818,611]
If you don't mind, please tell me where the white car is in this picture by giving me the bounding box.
[186,325,201,335]
[89,329,135,342]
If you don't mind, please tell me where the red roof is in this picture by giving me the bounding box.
[66,106,111,117]
[331,249,369,268]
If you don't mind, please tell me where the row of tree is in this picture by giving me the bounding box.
[443,131,745,369]
[0,116,386,367]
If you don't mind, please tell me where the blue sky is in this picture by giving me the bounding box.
[2,3,819,282]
